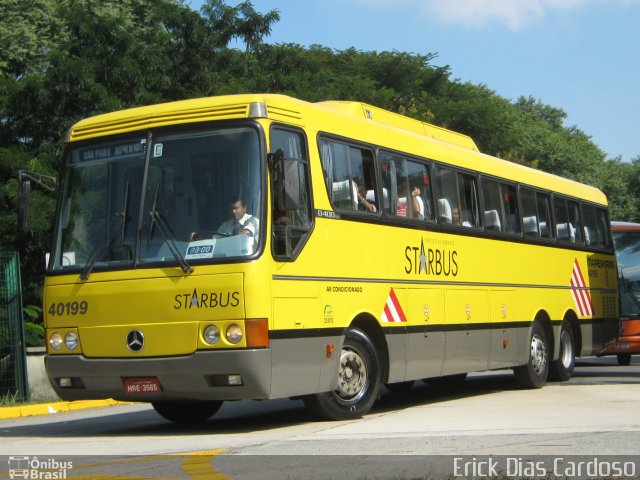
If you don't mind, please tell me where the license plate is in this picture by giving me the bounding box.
[615,343,631,350]
[124,378,161,394]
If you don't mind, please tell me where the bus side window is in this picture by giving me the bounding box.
[581,204,597,247]
[537,192,552,239]
[568,200,582,244]
[435,166,478,227]
[434,167,458,225]
[482,178,504,232]
[379,151,431,221]
[521,188,539,237]
[482,179,519,234]
[596,208,611,248]
[502,183,519,234]
[554,196,581,243]
[582,204,610,249]
[406,159,432,221]
[321,139,377,214]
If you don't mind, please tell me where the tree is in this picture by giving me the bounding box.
[0,0,281,309]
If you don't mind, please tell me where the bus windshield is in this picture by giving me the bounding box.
[50,126,262,273]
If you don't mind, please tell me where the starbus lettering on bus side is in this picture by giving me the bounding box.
[405,238,459,277]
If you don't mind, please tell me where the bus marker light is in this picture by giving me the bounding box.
[228,375,243,385]
[245,318,269,347]
[326,344,335,358]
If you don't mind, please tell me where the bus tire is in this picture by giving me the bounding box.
[513,320,549,389]
[152,400,223,423]
[617,353,632,366]
[303,328,381,420]
[549,320,575,381]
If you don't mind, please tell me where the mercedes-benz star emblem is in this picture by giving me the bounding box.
[126,330,145,352]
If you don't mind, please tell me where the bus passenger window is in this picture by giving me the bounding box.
[435,166,478,227]
[537,192,552,239]
[581,204,597,246]
[321,139,377,214]
[554,196,579,243]
[568,200,582,244]
[482,178,518,233]
[520,188,539,236]
[596,208,611,248]
[378,151,431,221]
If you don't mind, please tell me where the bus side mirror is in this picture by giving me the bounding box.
[18,175,31,231]
[17,170,57,231]
[269,149,300,211]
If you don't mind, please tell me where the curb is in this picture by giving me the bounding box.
[0,399,134,420]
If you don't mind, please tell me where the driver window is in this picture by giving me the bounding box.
[271,128,313,259]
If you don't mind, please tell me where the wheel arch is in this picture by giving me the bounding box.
[534,309,554,358]
[350,312,389,384]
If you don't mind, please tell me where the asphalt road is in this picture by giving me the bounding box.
[0,356,639,479]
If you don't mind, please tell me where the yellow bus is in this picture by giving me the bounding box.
[43,94,618,422]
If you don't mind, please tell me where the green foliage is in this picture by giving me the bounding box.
[0,0,638,312]
[23,305,44,347]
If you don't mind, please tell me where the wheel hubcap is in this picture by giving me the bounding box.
[336,347,368,402]
[530,333,547,375]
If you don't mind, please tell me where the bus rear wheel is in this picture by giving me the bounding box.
[549,320,575,381]
[303,328,381,420]
[513,320,549,389]
[152,400,223,423]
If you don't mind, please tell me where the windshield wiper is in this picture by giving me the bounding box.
[147,182,193,274]
[80,214,124,281]
[80,183,131,281]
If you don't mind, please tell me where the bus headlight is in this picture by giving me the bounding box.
[49,333,63,351]
[226,324,243,344]
[203,325,220,345]
[64,332,79,350]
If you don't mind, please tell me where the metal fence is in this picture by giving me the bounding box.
[0,252,28,401]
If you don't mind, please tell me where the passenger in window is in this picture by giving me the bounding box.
[453,207,472,227]
[411,186,425,219]
[356,184,376,212]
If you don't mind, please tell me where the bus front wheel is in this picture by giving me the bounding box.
[303,328,381,420]
[152,400,223,423]
[513,321,549,389]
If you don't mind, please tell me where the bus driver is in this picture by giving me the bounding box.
[218,196,259,239]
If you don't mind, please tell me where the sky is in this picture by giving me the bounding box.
[190,0,640,161]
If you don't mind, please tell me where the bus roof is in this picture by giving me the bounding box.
[67,93,607,206]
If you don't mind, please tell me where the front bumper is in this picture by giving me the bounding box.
[45,349,272,402]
